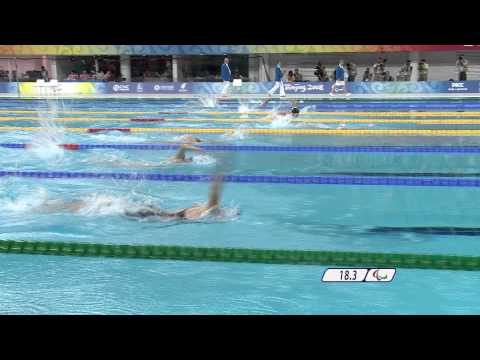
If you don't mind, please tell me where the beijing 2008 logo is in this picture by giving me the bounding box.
[112,84,120,92]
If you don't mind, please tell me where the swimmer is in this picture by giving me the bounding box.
[168,144,204,163]
[125,176,224,220]
[37,176,226,221]
[176,135,203,143]
[290,100,300,117]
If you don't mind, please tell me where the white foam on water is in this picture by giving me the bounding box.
[270,113,293,128]
[198,96,217,108]
[1,187,50,213]
[26,126,65,161]
[75,193,133,216]
[192,154,216,166]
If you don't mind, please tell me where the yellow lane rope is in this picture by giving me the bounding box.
[4,116,480,124]
[2,109,480,116]
[3,126,480,136]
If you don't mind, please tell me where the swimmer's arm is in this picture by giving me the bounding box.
[207,176,223,209]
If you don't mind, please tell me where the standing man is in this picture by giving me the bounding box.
[220,56,231,96]
[267,60,286,97]
[40,66,49,82]
[330,60,350,96]
[418,59,429,81]
[456,55,468,81]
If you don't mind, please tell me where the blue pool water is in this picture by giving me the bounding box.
[2,97,480,314]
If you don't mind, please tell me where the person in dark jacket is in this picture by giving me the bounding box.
[220,57,232,96]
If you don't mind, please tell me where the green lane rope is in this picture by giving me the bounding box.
[1,239,480,271]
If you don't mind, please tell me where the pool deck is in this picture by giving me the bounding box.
[1,93,480,100]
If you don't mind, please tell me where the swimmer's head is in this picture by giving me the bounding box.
[291,107,300,117]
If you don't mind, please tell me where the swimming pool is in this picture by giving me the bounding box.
[2,97,480,314]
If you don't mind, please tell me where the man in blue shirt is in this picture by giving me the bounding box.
[330,60,350,96]
[267,61,286,97]
[220,57,231,96]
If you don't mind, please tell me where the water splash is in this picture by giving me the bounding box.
[1,187,50,213]
[26,125,65,161]
[75,193,133,216]
[198,95,217,108]
[192,154,216,166]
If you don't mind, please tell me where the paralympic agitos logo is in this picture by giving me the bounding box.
[372,269,389,281]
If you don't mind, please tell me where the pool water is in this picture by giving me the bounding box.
[2,97,480,314]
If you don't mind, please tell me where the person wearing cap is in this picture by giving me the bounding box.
[220,57,231,96]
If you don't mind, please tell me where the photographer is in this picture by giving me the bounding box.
[346,62,357,82]
[456,55,468,81]
[418,59,429,81]
[362,67,373,81]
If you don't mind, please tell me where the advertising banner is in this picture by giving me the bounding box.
[2,80,479,96]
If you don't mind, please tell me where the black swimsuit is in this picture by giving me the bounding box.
[125,206,187,220]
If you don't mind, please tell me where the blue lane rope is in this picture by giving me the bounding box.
[2,170,480,187]
[4,143,480,153]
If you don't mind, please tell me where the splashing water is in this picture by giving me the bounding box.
[75,193,134,216]
[198,96,217,108]
[1,187,50,213]
[269,113,293,128]
[192,154,216,166]
[27,125,65,161]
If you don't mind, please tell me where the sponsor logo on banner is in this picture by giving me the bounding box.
[448,82,468,91]
[112,84,130,92]
[284,83,326,93]
[179,83,189,92]
[136,83,143,92]
[153,84,175,92]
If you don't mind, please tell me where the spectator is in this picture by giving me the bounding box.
[456,55,468,81]
[373,57,383,78]
[385,71,394,81]
[40,66,49,81]
[362,67,372,81]
[79,70,89,81]
[67,71,79,80]
[346,62,357,81]
[314,62,324,81]
[104,70,113,81]
[418,59,429,81]
[287,70,295,82]
[374,64,385,81]
[293,68,303,82]
[96,70,105,81]
[398,60,412,81]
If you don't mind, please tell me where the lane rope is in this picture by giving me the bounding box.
[2,170,480,186]
[3,126,480,135]
[5,143,480,153]
[6,116,480,124]
[1,239,480,271]
[3,109,480,116]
